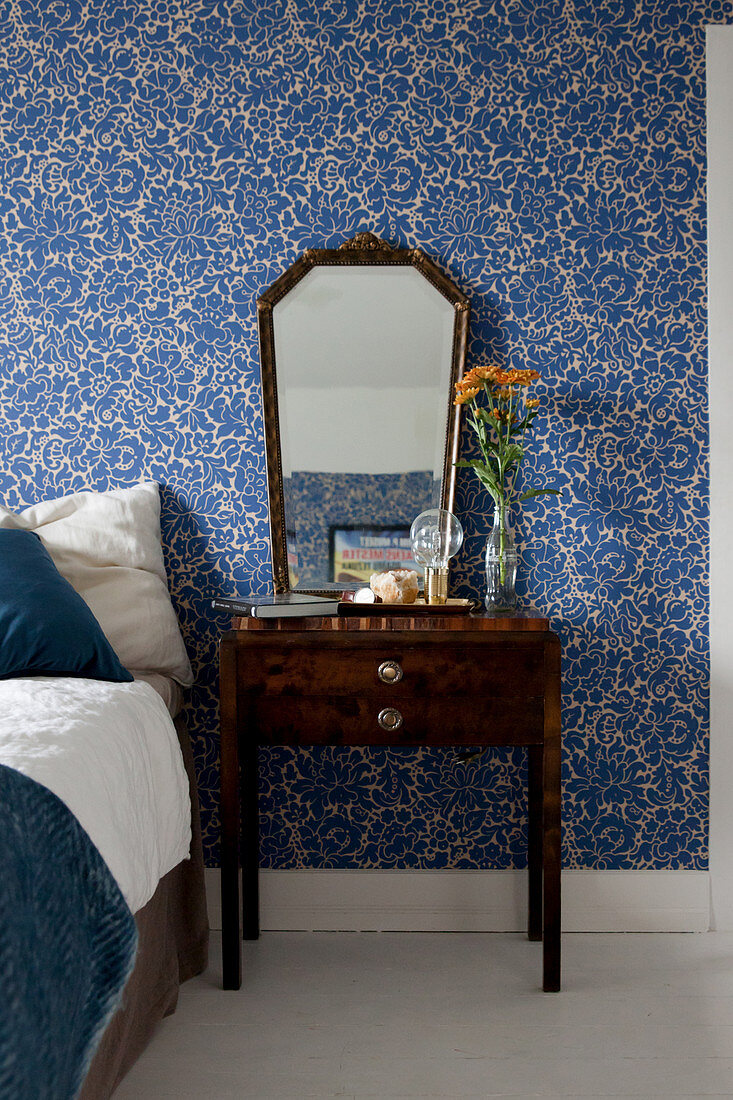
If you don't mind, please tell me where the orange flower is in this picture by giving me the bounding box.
[456,363,501,391]
[453,385,480,405]
[494,368,540,387]
[473,363,501,383]
[526,398,540,409]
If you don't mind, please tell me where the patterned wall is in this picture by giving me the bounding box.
[0,0,724,870]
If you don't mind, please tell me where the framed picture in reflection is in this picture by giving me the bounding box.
[328,525,420,585]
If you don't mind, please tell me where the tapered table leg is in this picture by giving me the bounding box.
[241,736,260,940]
[527,745,543,941]
[220,638,241,989]
[542,637,562,992]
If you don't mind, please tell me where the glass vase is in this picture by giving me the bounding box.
[485,504,517,611]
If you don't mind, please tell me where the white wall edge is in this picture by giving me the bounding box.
[707,26,733,932]
[204,869,710,934]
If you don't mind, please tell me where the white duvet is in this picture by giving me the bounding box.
[0,676,191,914]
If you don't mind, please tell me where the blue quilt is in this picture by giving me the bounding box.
[0,763,138,1099]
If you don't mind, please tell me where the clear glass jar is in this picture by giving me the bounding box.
[485,504,517,611]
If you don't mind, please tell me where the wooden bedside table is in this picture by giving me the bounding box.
[219,610,561,992]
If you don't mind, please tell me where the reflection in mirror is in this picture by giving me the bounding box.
[258,236,469,593]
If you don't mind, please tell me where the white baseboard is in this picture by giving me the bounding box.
[204,869,710,933]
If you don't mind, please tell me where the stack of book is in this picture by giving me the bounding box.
[211,592,341,619]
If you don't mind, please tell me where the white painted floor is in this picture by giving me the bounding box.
[115,932,733,1099]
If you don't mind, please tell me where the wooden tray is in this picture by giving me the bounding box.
[338,597,478,617]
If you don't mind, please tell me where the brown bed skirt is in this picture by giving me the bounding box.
[79,716,209,1100]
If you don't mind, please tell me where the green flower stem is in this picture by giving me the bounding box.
[471,407,488,465]
[499,388,513,585]
[498,500,506,586]
[508,403,531,499]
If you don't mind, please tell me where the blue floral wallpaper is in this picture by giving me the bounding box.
[0,0,724,871]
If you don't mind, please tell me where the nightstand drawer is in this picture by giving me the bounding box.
[239,643,545,699]
[251,693,544,746]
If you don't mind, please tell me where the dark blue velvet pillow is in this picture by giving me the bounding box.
[0,529,132,682]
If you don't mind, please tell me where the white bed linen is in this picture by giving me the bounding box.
[0,676,191,914]
[132,671,183,718]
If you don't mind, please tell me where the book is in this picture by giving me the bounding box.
[211,592,341,619]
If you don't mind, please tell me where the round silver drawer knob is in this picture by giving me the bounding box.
[378,660,403,684]
[378,707,403,731]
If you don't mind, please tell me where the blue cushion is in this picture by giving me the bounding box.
[0,529,133,682]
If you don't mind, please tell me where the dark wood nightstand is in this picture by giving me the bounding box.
[219,610,561,991]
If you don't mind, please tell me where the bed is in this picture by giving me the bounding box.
[80,689,208,1099]
[0,483,208,1099]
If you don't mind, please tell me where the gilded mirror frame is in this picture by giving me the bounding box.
[257,232,470,594]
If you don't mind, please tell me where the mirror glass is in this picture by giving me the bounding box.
[258,238,469,593]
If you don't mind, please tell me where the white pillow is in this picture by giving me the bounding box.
[0,482,193,686]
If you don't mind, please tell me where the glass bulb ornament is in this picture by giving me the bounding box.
[409,508,464,604]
